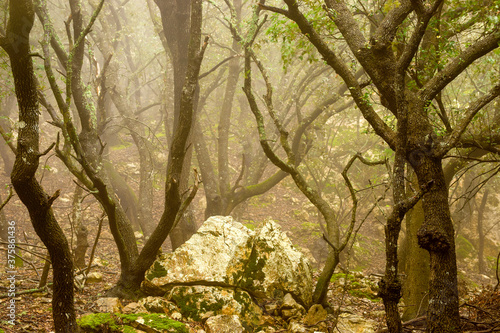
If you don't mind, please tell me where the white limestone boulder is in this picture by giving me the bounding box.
[142,216,313,306]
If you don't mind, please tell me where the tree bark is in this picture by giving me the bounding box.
[155,0,198,249]
[415,157,460,332]
[402,200,430,321]
[1,1,77,331]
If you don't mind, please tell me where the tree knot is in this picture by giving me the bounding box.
[377,278,402,302]
[417,224,450,252]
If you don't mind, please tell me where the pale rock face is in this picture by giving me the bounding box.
[167,285,262,328]
[85,272,103,284]
[287,321,308,333]
[139,296,179,315]
[336,313,378,333]
[280,293,306,320]
[205,314,244,333]
[95,297,122,313]
[141,216,313,327]
[142,216,313,305]
[303,304,328,326]
[122,302,148,314]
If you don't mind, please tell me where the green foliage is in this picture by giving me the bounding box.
[265,2,335,69]
[330,272,356,282]
[348,288,380,301]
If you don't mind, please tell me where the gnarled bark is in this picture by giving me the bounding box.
[1,1,77,331]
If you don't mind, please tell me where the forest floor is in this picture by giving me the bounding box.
[0,144,499,332]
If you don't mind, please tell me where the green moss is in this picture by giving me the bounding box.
[170,287,205,321]
[349,289,380,301]
[330,272,355,283]
[146,261,169,280]
[119,313,187,332]
[243,221,256,230]
[78,313,120,331]
[170,286,227,322]
[78,313,188,333]
[456,234,475,260]
[237,246,266,289]
[120,326,137,333]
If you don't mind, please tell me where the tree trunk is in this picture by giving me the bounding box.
[155,0,198,249]
[1,1,77,331]
[312,249,339,306]
[402,200,430,321]
[113,0,207,293]
[217,0,242,211]
[72,183,88,269]
[415,157,460,333]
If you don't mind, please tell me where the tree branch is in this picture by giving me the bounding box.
[437,82,500,156]
[372,0,412,49]
[276,0,397,149]
[420,29,500,101]
[397,0,443,74]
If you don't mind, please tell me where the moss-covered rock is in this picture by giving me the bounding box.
[77,313,188,333]
[142,217,313,306]
[167,285,261,330]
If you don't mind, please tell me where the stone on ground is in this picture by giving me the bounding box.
[141,216,313,327]
[205,314,244,333]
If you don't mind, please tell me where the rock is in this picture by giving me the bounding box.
[303,304,327,326]
[142,216,313,306]
[92,257,108,267]
[247,221,313,305]
[139,296,179,314]
[167,285,262,329]
[265,302,278,314]
[86,272,103,284]
[336,313,377,333]
[205,315,244,333]
[95,297,122,313]
[288,321,307,333]
[280,293,305,320]
[122,302,148,314]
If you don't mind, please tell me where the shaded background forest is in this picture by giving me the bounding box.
[0,0,499,331]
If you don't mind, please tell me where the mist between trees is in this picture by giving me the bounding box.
[0,0,499,332]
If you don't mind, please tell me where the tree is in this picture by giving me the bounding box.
[0,0,77,331]
[154,0,199,249]
[261,0,500,331]
[35,0,208,296]
[241,1,392,306]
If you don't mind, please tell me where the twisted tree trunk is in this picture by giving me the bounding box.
[1,1,77,331]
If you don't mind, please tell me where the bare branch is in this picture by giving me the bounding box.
[0,123,16,154]
[0,186,14,212]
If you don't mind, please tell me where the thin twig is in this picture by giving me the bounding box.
[86,212,106,276]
